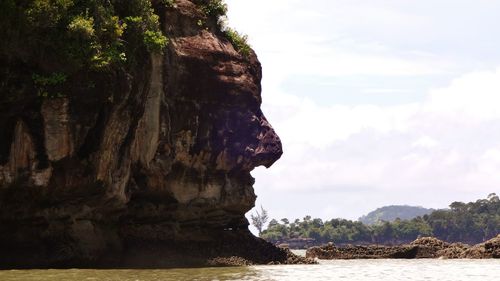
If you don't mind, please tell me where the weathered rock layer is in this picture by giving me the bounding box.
[0,0,301,268]
[306,236,500,260]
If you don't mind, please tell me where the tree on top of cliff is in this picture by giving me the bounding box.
[193,0,251,57]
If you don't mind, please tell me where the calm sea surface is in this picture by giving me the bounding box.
[1,259,498,281]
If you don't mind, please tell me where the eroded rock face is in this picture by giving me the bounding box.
[0,0,287,268]
[305,236,500,260]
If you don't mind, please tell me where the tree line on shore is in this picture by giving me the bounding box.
[258,194,500,245]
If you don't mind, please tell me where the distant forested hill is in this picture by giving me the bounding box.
[358,205,434,225]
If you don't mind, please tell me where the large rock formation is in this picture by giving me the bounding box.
[0,0,307,268]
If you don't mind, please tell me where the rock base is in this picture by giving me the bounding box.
[0,228,314,269]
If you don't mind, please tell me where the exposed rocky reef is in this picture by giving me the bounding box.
[306,236,500,260]
[0,0,311,268]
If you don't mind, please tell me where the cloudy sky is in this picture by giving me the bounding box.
[224,0,500,224]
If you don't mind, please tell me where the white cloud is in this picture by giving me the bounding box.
[225,0,500,220]
[362,88,414,94]
[264,90,418,148]
[424,68,500,122]
[226,0,456,82]
[412,136,439,148]
[252,68,500,219]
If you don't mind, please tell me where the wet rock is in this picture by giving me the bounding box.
[207,256,252,267]
[437,243,470,259]
[306,237,499,260]
[410,237,449,250]
[461,235,500,259]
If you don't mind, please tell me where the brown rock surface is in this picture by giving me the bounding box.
[306,243,425,260]
[461,235,500,259]
[306,236,500,260]
[0,0,301,268]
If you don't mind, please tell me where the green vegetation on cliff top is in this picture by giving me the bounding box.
[0,0,250,102]
[0,0,170,102]
[194,0,251,57]
[1,0,167,70]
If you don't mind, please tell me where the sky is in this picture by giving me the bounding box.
[224,0,500,225]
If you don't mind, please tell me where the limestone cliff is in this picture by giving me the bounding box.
[0,0,297,268]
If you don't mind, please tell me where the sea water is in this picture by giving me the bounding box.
[1,259,499,281]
